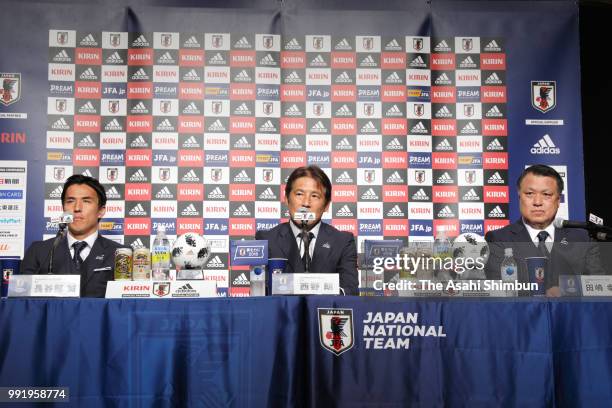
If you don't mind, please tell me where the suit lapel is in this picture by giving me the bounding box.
[310,223,331,273]
[277,223,302,274]
[81,237,108,288]
[54,237,75,274]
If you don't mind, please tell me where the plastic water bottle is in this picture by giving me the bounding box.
[501,247,517,297]
[250,265,266,296]
[433,226,452,281]
[151,226,172,280]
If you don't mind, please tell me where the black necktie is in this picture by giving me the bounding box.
[299,232,315,263]
[72,241,87,272]
[537,231,550,257]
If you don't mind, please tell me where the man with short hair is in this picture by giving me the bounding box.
[256,165,359,295]
[485,164,605,296]
[21,174,126,297]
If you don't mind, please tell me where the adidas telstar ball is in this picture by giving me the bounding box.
[171,233,211,269]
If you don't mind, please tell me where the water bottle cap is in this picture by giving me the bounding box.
[504,247,513,257]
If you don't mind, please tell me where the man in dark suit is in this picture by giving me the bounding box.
[256,166,359,295]
[21,174,125,297]
[485,164,605,296]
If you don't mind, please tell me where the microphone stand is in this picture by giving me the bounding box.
[300,220,311,273]
[48,222,68,274]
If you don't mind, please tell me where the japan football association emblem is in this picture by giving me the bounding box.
[0,73,21,107]
[318,308,354,356]
[153,282,170,297]
[531,81,556,113]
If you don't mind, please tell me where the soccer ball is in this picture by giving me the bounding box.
[451,233,490,279]
[171,233,211,269]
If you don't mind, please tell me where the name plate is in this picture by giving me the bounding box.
[8,275,80,298]
[105,280,217,298]
[272,273,339,295]
[580,275,612,297]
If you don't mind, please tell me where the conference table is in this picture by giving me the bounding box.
[1,296,611,407]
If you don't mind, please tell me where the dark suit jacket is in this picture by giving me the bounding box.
[20,234,126,298]
[255,222,359,295]
[485,220,605,290]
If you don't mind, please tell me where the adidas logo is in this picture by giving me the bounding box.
[183,69,201,81]
[129,169,148,182]
[360,121,377,133]
[485,72,502,85]
[233,136,252,148]
[410,121,428,134]
[386,104,403,117]
[234,103,252,115]
[486,105,503,118]
[259,187,277,200]
[284,104,302,116]
[79,68,98,80]
[208,53,226,64]
[77,135,96,147]
[437,172,454,184]
[105,52,124,64]
[335,171,353,183]
[259,120,277,132]
[335,138,352,150]
[434,73,452,85]
[156,119,174,131]
[183,36,201,48]
[181,170,200,182]
[208,187,226,199]
[487,172,504,184]
[360,55,377,67]
[260,53,276,66]
[51,118,70,130]
[130,135,148,148]
[232,273,249,286]
[130,101,149,114]
[106,186,120,199]
[78,101,97,114]
[81,169,93,177]
[129,203,147,216]
[334,38,352,50]
[157,52,175,64]
[310,54,327,67]
[131,68,149,80]
[336,205,354,217]
[208,119,226,132]
[178,283,194,291]
[387,205,405,217]
[463,188,479,200]
[438,206,455,218]
[181,204,199,216]
[486,138,504,151]
[233,170,251,182]
[155,186,173,199]
[434,40,451,52]
[335,71,352,83]
[130,238,145,249]
[131,35,150,47]
[182,103,201,115]
[234,70,252,82]
[284,71,302,83]
[234,36,252,48]
[49,186,63,198]
[436,138,453,151]
[460,122,479,135]
[206,256,224,268]
[385,71,402,84]
[488,205,506,218]
[409,55,426,68]
[386,138,403,150]
[484,40,502,52]
[459,56,477,68]
[435,106,453,118]
[386,171,404,183]
[233,204,251,216]
[531,134,560,154]
[182,136,201,148]
[53,50,72,63]
[284,38,302,50]
[285,138,302,149]
[79,34,98,46]
[335,104,353,116]
[385,38,402,51]
[361,188,379,200]
[412,188,429,200]
[310,121,328,133]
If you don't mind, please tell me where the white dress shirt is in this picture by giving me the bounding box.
[290,221,322,259]
[67,231,98,261]
[523,219,555,252]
